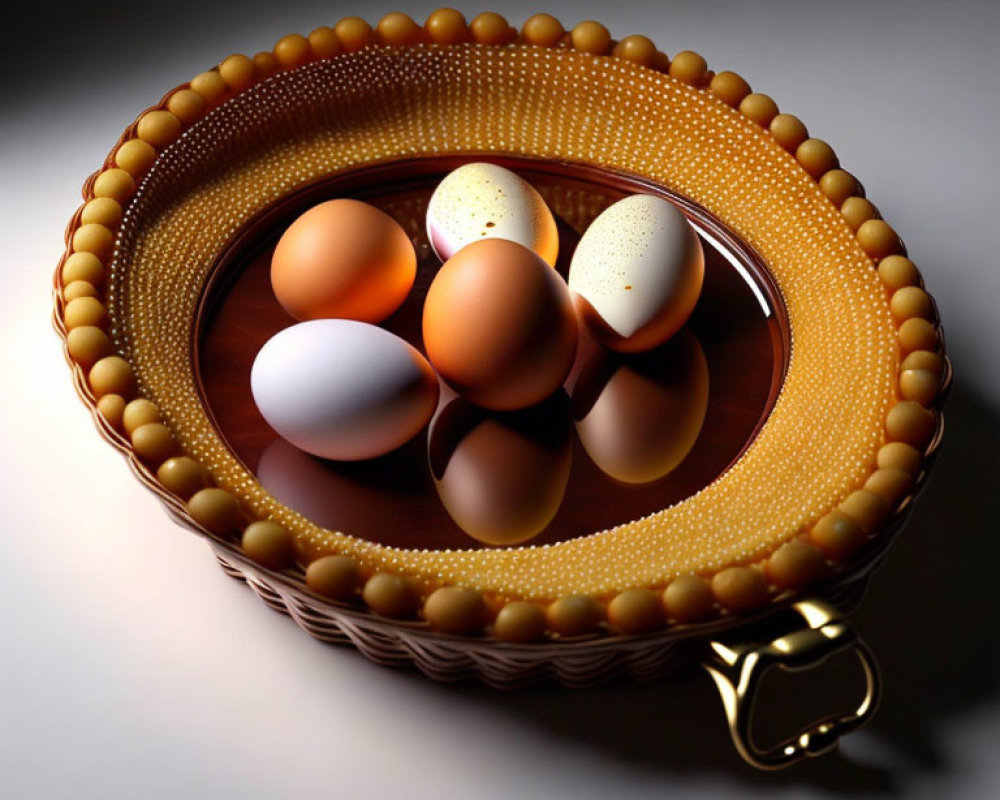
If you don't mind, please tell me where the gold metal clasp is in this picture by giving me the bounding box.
[701,599,881,770]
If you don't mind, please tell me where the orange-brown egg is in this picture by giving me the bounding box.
[270,199,416,323]
[422,239,578,411]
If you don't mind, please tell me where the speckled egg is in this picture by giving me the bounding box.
[426,162,559,266]
[251,320,438,461]
[568,194,704,353]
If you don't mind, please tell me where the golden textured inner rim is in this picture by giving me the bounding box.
[111,45,897,600]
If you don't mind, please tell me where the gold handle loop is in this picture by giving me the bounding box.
[701,599,881,770]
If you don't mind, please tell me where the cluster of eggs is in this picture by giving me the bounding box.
[252,162,705,467]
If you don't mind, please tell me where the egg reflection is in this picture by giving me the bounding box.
[428,392,572,546]
[256,435,436,542]
[568,328,709,485]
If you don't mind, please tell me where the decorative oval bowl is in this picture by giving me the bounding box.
[53,10,949,770]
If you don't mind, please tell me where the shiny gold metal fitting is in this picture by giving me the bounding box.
[702,599,881,770]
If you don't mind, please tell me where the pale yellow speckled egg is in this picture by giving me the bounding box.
[426,162,559,266]
[568,194,705,353]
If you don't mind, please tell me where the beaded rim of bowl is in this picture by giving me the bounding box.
[53,10,948,642]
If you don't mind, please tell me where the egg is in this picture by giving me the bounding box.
[568,328,709,484]
[426,162,559,266]
[422,238,578,411]
[251,319,438,461]
[428,393,572,546]
[568,194,704,353]
[271,198,416,323]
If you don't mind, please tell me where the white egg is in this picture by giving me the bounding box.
[568,194,704,353]
[251,320,439,461]
[426,162,559,266]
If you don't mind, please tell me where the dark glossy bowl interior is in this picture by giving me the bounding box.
[196,156,788,551]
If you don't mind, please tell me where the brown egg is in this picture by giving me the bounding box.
[270,199,416,323]
[423,239,578,411]
[428,393,572,546]
[568,328,709,484]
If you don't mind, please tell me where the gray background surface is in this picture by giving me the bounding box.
[3,1,999,797]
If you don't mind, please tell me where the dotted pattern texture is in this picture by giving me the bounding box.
[110,45,897,601]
